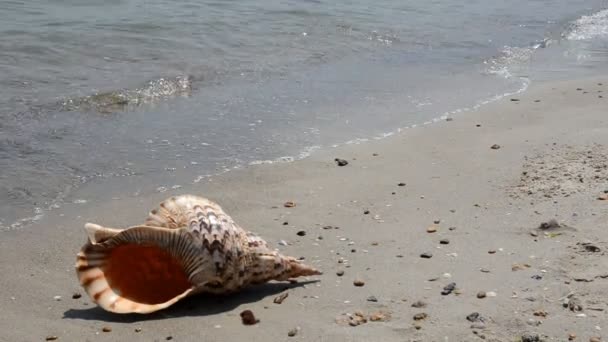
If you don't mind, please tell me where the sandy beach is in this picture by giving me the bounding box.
[1,76,607,342]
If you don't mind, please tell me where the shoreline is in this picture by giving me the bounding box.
[1,75,607,341]
[2,71,531,233]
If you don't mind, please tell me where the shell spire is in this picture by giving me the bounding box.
[75,195,321,314]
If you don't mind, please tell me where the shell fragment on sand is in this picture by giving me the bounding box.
[75,194,322,314]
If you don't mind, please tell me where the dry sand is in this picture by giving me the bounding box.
[1,77,607,342]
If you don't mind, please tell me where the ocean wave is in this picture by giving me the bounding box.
[483,42,547,79]
[564,9,608,41]
[61,75,193,113]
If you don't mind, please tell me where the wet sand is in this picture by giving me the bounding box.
[1,77,607,341]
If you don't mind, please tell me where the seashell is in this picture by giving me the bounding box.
[75,194,321,314]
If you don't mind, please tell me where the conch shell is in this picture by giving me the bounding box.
[75,194,321,314]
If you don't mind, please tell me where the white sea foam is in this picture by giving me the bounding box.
[565,9,608,41]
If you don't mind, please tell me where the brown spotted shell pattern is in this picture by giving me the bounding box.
[75,194,321,314]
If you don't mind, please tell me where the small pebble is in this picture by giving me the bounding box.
[287,327,300,337]
[296,231,306,236]
[398,182,406,186]
[273,292,289,304]
[590,337,601,342]
[363,210,370,215]
[367,296,378,302]
[488,250,496,254]
[102,326,112,333]
[53,296,62,301]
[486,291,497,297]
[334,158,349,166]
[166,337,173,341]
[568,333,576,341]
[466,312,482,322]
[413,313,428,321]
[353,279,365,287]
[477,291,486,299]
[490,144,501,150]
[336,270,344,276]
[240,310,259,325]
[439,239,450,245]
[521,333,541,342]
[426,226,438,233]
[480,268,491,273]
[441,282,456,295]
[369,311,391,322]
[71,293,81,299]
[433,219,440,224]
[283,201,296,208]
[420,252,433,259]
[135,328,142,333]
[45,337,58,341]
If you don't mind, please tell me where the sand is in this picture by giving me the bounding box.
[1,77,607,342]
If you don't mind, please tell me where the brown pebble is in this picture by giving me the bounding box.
[477,291,486,299]
[398,182,406,186]
[336,270,344,276]
[166,337,173,341]
[414,323,422,330]
[71,293,82,299]
[598,194,608,201]
[533,310,548,317]
[369,311,391,322]
[363,210,370,215]
[488,250,496,254]
[413,313,428,321]
[240,310,259,325]
[439,239,450,245]
[135,328,142,333]
[590,337,601,342]
[512,263,531,271]
[490,144,501,150]
[296,230,306,236]
[568,333,576,341]
[45,337,58,341]
[284,201,296,208]
[426,226,438,233]
[353,279,365,287]
[273,292,289,304]
[102,326,112,333]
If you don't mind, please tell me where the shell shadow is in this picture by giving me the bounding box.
[62,280,318,323]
